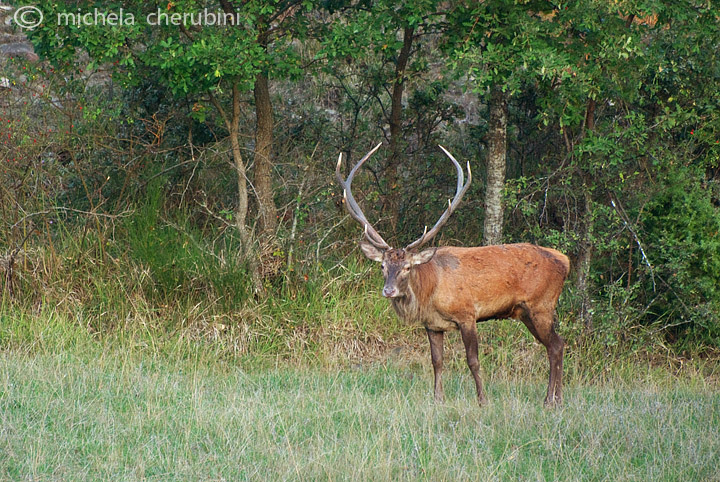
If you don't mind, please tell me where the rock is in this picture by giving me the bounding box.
[0,42,39,61]
[0,4,39,62]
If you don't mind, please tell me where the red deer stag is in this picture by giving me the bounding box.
[337,143,570,406]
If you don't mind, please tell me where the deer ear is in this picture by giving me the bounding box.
[410,248,436,266]
[360,240,384,262]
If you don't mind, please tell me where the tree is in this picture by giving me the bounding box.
[484,84,508,246]
[494,0,720,335]
[218,0,309,236]
[319,0,444,240]
[29,0,311,291]
[530,2,659,329]
[447,1,654,326]
[446,2,555,246]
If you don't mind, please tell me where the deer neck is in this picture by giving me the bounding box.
[389,262,436,322]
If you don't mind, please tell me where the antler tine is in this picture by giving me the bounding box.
[405,145,472,250]
[336,143,390,250]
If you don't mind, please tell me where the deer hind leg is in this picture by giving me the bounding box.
[426,329,445,402]
[458,322,487,406]
[518,305,565,406]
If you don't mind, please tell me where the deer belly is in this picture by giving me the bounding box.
[422,314,458,332]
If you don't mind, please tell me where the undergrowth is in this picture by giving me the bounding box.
[1,187,719,380]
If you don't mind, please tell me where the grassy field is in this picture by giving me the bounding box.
[2,317,719,481]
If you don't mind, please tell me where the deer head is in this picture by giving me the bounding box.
[336,143,471,298]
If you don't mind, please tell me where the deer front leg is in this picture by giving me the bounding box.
[426,328,445,402]
[459,322,487,406]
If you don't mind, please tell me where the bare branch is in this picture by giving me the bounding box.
[611,196,655,292]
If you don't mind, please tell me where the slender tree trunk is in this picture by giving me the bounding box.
[253,70,277,235]
[577,97,597,330]
[577,15,635,327]
[576,187,594,329]
[483,85,508,246]
[386,26,414,237]
[232,86,265,296]
[228,86,250,251]
[584,97,596,133]
[212,83,264,296]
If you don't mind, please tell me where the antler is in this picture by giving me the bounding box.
[336,143,391,250]
[405,145,472,250]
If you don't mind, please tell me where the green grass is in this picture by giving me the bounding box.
[2,336,719,481]
[2,221,719,480]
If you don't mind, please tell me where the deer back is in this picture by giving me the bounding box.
[396,244,569,330]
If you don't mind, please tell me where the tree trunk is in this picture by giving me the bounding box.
[576,97,597,330]
[210,83,264,296]
[584,97,596,133]
[228,86,250,251]
[218,0,276,235]
[576,187,594,329]
[483,85,508,246]
[385,26,414,238]
[253,71,277,235]
[229,85,264,296]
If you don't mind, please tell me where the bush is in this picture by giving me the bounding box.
[641,164,720,346]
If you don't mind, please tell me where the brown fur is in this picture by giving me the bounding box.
[345,146,568,406]
[390,244,568,326]
[372,242,570,406]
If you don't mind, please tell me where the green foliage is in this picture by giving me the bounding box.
[641,164,720,343]
[28,1,309,95]
[3,0,720,354]
[124,180,253,304]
